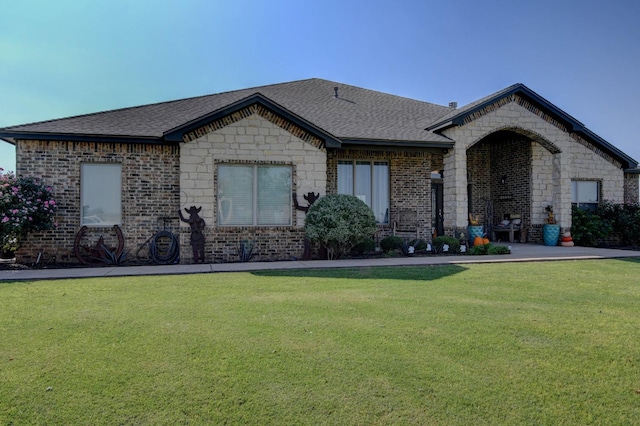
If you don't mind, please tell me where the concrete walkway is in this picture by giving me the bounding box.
[1,243,639,281]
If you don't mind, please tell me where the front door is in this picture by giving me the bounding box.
[431,182,444,237]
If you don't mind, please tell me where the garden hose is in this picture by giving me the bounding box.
[150,230,180,264]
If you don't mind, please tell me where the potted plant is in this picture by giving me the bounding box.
[542,205,560,246]
[467,213,483,246]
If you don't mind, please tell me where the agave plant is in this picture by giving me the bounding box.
[99,244,129,266]
[238,240,255,262]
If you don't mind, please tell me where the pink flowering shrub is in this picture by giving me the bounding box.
[1,168,57,256]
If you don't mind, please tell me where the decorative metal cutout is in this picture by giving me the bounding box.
[293,191,320,260]
[74,225,125,265]
[179,206,206,263]
[293,191,320,213]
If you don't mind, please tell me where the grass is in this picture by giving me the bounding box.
[1,259,640,424]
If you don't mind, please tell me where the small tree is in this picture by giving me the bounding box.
[304,194,377,260]
[0,169,57,256]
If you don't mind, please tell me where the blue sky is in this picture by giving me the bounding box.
[1,0,639,173]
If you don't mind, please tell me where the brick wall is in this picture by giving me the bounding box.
[206,227,306,263]
[489,134,532,224]
[465,132,532,239]
[15,140,180,264]
[624,173,640,204]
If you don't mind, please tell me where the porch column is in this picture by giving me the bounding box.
[553,151,572,229]
[443,147,468,231]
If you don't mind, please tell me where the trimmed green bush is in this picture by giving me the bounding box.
[467,244,489,255]
[305,194,377,259]
[351,238,376,255]
[467,243,511,255]
[488,245,511,255]
[380,236,403,253]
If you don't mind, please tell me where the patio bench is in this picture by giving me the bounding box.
[491,214,523,243]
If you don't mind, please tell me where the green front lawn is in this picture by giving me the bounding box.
[1,259,639,424]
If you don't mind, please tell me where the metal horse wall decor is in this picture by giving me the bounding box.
[179,206,206,263]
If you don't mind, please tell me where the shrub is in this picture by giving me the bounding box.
[487,245,510,255]
[597,201,640,246]
[0,169,57,255]
[467,243,510,255]
[571,205,611,247]
[352,238,376,255]
[467,244,489,255]
[305,194,377,260]
[380,236,403,253]
[432,236,460,254]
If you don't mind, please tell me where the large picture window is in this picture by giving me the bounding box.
[571,180,599,211]
[81,163,122,226]
[337,160,389,223]
[218,164,292,226]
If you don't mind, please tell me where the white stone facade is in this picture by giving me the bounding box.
[441,99,625,230]
[179,113,327,229]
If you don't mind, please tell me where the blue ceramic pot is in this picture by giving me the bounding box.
[468,225,483,245]
[543,224,560,246]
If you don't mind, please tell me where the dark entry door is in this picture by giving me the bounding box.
[431,182,444,237]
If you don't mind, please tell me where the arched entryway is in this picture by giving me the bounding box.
[466,128,561,242]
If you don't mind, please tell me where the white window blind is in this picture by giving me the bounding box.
[218,164,291,226]
[81,163,122,226]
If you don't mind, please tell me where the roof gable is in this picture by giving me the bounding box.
[426,84,638,169]
[163,93,342,148]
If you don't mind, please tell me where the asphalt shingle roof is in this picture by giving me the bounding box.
[2,78,636,168]
[0,78,454,144]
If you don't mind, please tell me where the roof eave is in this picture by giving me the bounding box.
[426,84,587,133]
[0,136,16,145]
[0,131,168,145]
[163,93,342,148]
[580,127,638,169]
[340,138,454,150]
[425,120,457,133]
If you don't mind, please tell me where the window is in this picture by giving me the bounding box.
[81,163,122,226]
[572,180,599,211]
[337,160,389,223]
[218,164,292,226]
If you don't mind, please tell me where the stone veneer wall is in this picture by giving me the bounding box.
[327,149,432,242]
[180,107,327,263]
[14,140,180,264]
[466,143,491,224]
[442,97,626,240]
